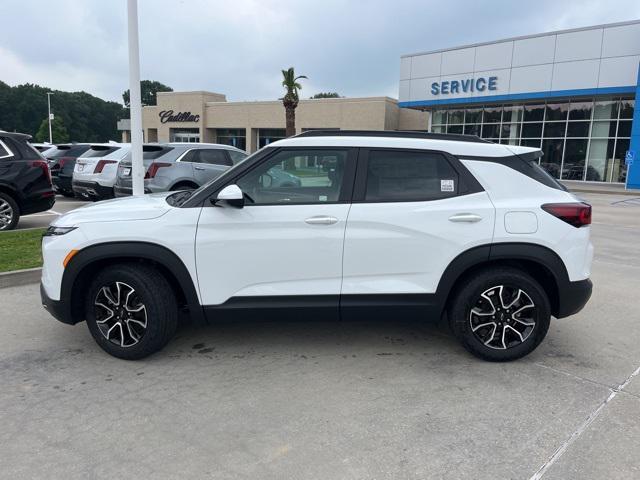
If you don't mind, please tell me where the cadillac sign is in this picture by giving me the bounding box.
[159,110,200,123]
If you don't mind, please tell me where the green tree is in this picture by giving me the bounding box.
[122,80,173,107]
[281,68,307,137]
[35,117,69,143]
[311,92,341,99]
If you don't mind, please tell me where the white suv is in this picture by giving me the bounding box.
[41,131,593,361]
[72,143,130,200]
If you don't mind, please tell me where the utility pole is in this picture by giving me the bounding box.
[127,0,144,196]
[46,92,54,143]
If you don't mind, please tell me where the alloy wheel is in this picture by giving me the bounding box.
[0,198,14,230]
[94,281,148,348]
[469,285,537,350]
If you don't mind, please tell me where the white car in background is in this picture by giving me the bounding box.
[72,143,130,200]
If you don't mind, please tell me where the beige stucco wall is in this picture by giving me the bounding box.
[135,91,429,150]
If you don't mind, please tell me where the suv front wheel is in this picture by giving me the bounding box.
[0,192,19,231]
[85,263,178,359]
[449,267,551,361]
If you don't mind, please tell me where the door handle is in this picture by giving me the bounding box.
[194,166,205,171]
[449,213,482,223]
[305,215,339,225]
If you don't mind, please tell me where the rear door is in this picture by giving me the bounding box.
[341,148,495,314]
[190,149,233,185]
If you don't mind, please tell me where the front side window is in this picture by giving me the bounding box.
[237,149,348,205]
[365,150,459,202]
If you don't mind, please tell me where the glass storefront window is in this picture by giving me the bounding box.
[465,108,482,123]
[432,110,446,125]
[562,139,588,180]
[585,138,615,181]
[481,124,500,138]
[591,120,617,138]
[545,102,569,121]
[521,138,541,148]
[216,128,246,151]
[521,122,543,138]
[614,138,630,183]
[258,129,286,148]
[431,125,445,133]
[619,99,635,119]
[543,122,567,138]
[569,101,593,120]
[463,124,481,136]
[447,110,465,124]
[617,121,632,138]
[483,106,502,123]
[566,121,590,137]
[523,104,545,122]
[593,100,619,120]
[541,139,564,178]
[500,123,520,143]
[503,105,523,124]
[446,124,463,134]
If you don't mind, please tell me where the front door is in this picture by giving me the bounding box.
[195,147,356,318]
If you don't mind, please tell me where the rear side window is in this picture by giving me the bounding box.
[48,145,91,158]
[228,150,247,164]
[194,149,232,166]
[365,150,459,202]
[0,140,13,159]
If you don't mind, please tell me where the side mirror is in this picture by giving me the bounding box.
[214,184,244,208]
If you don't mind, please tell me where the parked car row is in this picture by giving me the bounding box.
[42,141,248,201]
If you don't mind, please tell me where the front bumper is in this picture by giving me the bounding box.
[72,181,114,200]
[40,283,76,325]
[557,278,593,318]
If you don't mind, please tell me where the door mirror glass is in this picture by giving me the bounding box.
[215,184,244,208]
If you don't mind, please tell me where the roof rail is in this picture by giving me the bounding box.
[294,129,490,143]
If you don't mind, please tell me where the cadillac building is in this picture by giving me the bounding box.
[399,20,640,189]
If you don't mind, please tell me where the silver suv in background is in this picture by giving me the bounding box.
[72,143,130,200]
[114,143,247,196]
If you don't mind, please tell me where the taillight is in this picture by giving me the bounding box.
[58,156,72,168]
[94,159,117,173]
[30,160,52,184]
[145,162,171,179]
[541,202,592,228]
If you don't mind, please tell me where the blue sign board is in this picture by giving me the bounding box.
[431,76,498,96]
[626,150,635,166]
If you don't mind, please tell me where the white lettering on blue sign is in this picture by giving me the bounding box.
[431,76,498,96]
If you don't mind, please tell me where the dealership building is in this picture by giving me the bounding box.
[399,20,640,188]
[118,92,427,151]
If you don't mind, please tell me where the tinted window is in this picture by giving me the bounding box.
[48,145,91,158]
[237,149,347,205]
[228,150,247,164]
[180,150,199,163]
[81,146,118,158]
[195,149,231,166]
[142,146,172,160]
[365,150,459,202]
[0,140,12,159]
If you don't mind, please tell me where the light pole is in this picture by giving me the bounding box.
[127,0,144,196]
[46,92,54,144]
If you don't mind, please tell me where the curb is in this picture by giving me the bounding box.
[0,267,42,289]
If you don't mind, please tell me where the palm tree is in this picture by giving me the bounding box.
[281,67,307,137]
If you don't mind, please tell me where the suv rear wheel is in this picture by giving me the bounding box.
[84,263,178,359]
[0,192,19,231]
[449,267,551,361]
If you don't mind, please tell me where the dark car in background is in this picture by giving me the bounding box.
[0,131,55,230]
[45,143,92,197]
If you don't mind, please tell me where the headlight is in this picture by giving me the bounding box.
[43,226,77,236]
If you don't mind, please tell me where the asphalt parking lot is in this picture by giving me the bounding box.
[15,195,89,230]
[1,192,639,479]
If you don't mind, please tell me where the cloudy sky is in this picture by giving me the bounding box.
[1,0,639,104]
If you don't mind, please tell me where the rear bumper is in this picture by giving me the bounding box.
[557,278,593,318]
[40,283,76,325]
[72,181,114,200]
[53,175,73,193]
[20,195,55,215]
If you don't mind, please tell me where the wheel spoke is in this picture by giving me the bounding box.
[483,324,498,346]
[94,302,114,323]
[94,281,147,348]
[471,321,496,332]
[102,287,118,306]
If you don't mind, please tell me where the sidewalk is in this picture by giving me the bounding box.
[562,180,640,196]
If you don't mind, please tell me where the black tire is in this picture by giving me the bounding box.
[448,267,551,362]
[170,182,198,191]
[0,192,19,231]
[84,263,178,360]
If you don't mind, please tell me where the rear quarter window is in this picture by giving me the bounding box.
[0,140,13,159]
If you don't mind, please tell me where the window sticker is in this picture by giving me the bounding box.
[440,179,455,192]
